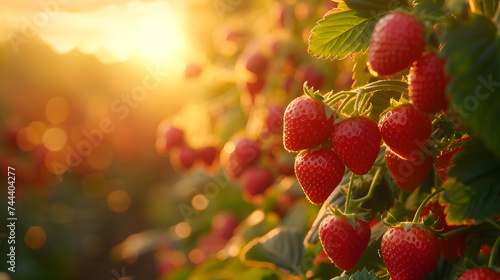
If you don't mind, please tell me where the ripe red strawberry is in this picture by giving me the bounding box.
[420,201,466,260]
[381,224,441,280]
[223,138,261,178]
[332,116,381,175]
[367,13,425,76]
[283,96,335,152]
[197,146,218,167]
[435,136,470,182]
[379,104,432,160]
[458,268,500,280]
[319,215,371,271]
[409,52,450,114]
[211,211,239,240]
[296,64,325,90]
[171,145,197,171]
[385,148,432,192]
[240,166,274,197]
[157,124,184,153]
[265,105,285,134]
[294,148,345,204]
[245,50,268,75]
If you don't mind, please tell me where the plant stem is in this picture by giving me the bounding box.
[324,92,353,107]
[488,233,500,268]
[345,173,355,215]
[352,167,383,205]
[412,187,446,224]
[487,218,500,231]
[441,225,475,238]
[360,80,409,95]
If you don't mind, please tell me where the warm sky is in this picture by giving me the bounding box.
[1,0,192,63]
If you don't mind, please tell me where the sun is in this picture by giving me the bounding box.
[133,8,187,63]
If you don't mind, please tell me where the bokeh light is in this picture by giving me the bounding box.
[107,190,131,213]
[24,226,47,249]
[42,127,67,151]
[174,222,192,239]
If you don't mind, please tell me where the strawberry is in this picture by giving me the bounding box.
[367,13,425,77]
[211,211,239,240]
[295,64,325,90]
[332,116,381,175]
[381,224,441,280]
[435,136,470,182]
[245,50,268,75]
[385,148,432,192]
[294,148,345,204]
[458,268,500,280]
[240,166,274,197]
[157,124,184,153]
[420,201,466,260]
[319,215,371,271]
[223,138,261,178]
[409,52,450,114]
[184,63,202,79]
[197,146,218,168]
[283,96,335,152]
[171,145,197,171]
[265,105,285,134]
[379,104,432,160]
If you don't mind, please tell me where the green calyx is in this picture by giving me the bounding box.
[327,205,370,230]
[302,82,336,120]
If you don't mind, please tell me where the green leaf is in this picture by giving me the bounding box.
[240,227,305,275]
[413,0,445,16]
[308,10,384,60]
[441,139,500,225]
[442,14,500,157]
[352,51,372,88]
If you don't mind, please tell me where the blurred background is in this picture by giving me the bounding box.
[0,0,350,279]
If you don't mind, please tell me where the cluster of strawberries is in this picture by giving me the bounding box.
[283,11,496,280]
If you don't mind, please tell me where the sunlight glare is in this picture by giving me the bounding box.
[25,1,188,64]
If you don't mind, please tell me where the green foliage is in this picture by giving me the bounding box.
[441,139,500,225]
[240,227,305,275]
[442,14,500,157]
[413,0,446,16]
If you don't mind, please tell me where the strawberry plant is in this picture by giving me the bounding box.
[133,1,500,279]
[224,1,500,279]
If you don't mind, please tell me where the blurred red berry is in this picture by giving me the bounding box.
[296,64,324,90]
[197,146,218,168]
[184,63,202,79]
[211,211,239,240]
[241,166,274,197]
